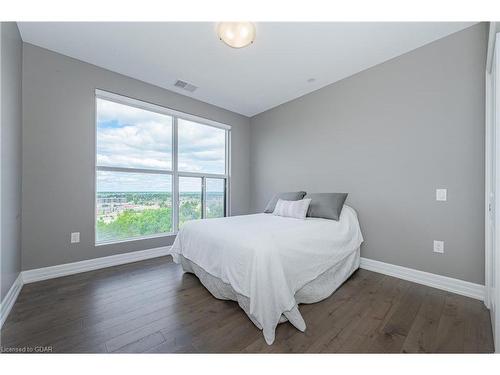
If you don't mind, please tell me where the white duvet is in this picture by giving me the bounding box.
[170,205,364,344]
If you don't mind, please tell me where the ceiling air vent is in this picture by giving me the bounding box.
[174,80,198,93]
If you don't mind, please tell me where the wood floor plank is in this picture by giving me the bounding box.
[15,257,175,305]
[2,275,199,341]
[112,331,166,353]
[191,310,259,353]
[334,276,411,353]
[6,283,213,352]
[400,288,446,353]
[303,273,391,353]
[159,300,243,350]
[463,297,494,353]
[1,256,494,353]
[9,263,184,322]
[353,280,423,353]
[0,278,203,343]
[432,293,466,353]
[57,288,216,352]
[103,290,232,352]
[147,338,198,353]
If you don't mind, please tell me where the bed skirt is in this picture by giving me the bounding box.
[177,246,360,339]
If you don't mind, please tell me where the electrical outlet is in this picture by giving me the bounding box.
[436,189,447,201]
[433,240,444,254]
[71,232,80,243]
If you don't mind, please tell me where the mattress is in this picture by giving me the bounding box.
[178,246,360,333]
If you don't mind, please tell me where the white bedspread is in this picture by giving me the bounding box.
[170,205,363,344]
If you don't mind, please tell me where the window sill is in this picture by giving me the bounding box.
[95,232,176,247]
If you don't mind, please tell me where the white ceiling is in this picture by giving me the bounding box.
[17,22,475,117]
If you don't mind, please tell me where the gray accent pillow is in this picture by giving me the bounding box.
[264,191,307,213]
[305,193,348,220]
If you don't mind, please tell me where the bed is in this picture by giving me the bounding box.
[169,205,364,345]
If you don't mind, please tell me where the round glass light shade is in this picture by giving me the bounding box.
[217,22,256,48]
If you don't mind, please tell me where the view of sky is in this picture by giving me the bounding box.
[96,98,226,191]
[177,118,226,174]
[97,170,172,192]
[97,98,173,170]
[206,178,224,194]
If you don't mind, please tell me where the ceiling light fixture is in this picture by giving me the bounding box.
[217,22,256,49]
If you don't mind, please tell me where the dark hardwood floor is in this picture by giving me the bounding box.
[0,256,494,353]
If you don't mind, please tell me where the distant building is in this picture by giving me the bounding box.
[97,196,127,214]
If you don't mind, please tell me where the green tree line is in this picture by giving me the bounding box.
[96,197,224,242]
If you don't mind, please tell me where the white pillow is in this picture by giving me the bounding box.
[272,198,312,219]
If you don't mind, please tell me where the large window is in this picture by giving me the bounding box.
[95,91,229,244]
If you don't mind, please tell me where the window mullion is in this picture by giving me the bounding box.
[173,116,179,233]
[96,166,172,175]
[226,130,231,216]
[224,177,228,217]
[202,176,206,219]
[176,171,228,179]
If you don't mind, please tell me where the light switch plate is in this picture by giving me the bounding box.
[433,240,444,254]
[436,189,447,201]
[71,232,80,243]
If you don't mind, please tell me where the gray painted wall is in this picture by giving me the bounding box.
[22,43,250,270]
[250,23,487,284]
[1,23,23,300]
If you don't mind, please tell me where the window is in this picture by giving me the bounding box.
[95,90,230,244]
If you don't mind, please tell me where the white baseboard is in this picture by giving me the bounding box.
[360,257,485,301]
[1,273,24,328]
[22,246,171,284]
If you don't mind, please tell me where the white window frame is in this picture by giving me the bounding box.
[94,89,231,245]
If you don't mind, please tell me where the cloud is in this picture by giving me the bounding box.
[97,99,226,175]
[178,119,226,174]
